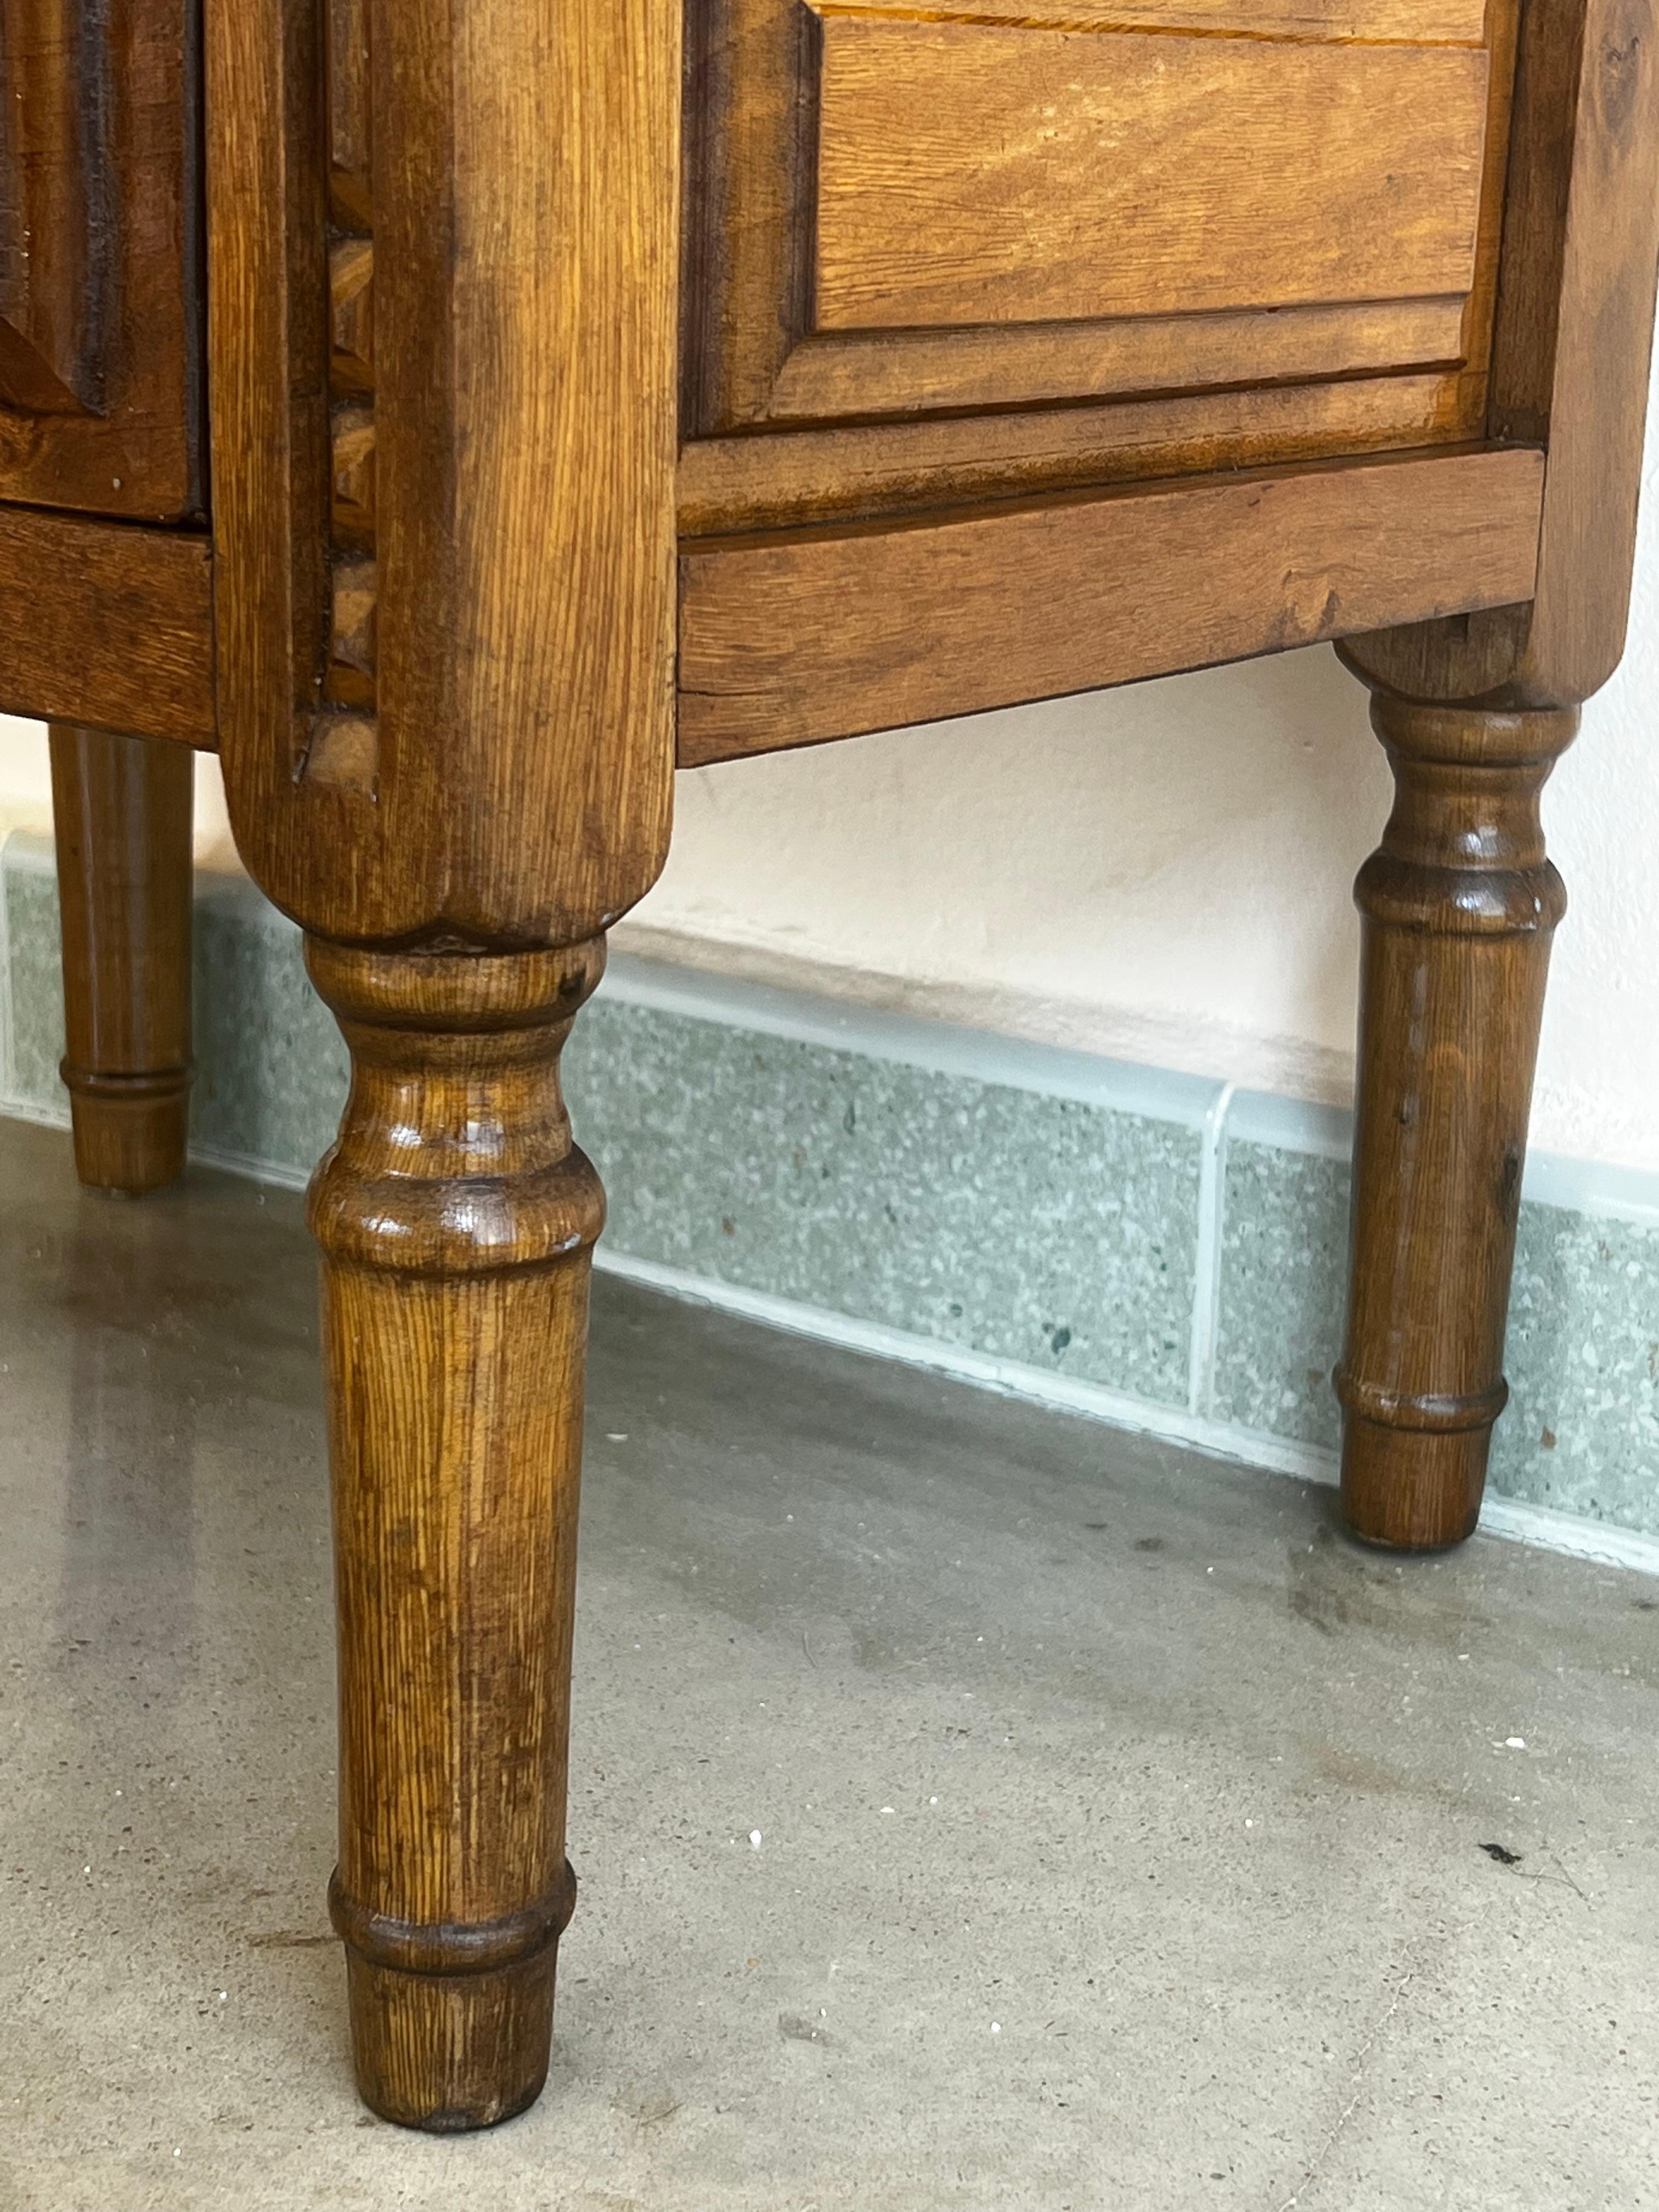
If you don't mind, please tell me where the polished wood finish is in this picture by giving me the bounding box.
[204,0,679,2125]
[48,724,194,1193]
[1336,699,1575,1548]
[810,20,1487,331]
[844,0,1486,29]
[1344,0,1659,715]
[681,0,1519,478]
[207,0,677,945]
[0,510,214,743]
[0,0,1654,2136]
[1334,0,1659,1547]
[679,375,1474,537]
[307,938,602,2130]
[0,0,202,520]
[315,3,379,772]
[757,299,1472,427]
[679,447,1544,764]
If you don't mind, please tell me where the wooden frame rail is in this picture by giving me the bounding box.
[0,509,216,744]
[676,445,1546,765]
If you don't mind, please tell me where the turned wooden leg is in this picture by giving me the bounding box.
[304,935,606,2130]
[48,724,194,1194]
[1336,695,1578,1550]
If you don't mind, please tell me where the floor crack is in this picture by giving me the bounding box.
[1274,1955,1419,2212]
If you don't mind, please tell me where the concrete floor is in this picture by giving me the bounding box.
[1,1117,1656,2211]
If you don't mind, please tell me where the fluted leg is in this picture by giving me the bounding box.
[48,725,194,1194]
[1337,695,1577,1550]
[304,935,606,2130]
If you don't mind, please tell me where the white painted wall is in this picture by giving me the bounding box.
[5,357,1657,1171]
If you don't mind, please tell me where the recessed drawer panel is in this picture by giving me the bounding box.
[0,0,202,522]
[870,0,1487,31]
[681,0,1519,531]
[812,21,1488,331]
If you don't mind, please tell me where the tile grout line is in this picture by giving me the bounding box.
[593,1248,1659,1581]
[3,833,1659,1226]
[3,836,1658,1579]
[598,1244,1336,1483]
[599,947,1222,1127]
[193,1138,306,1192]
[1186,1079,1236,1420]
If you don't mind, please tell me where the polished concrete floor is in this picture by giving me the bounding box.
[1,1115,1656,2211]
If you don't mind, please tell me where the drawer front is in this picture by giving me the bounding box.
[681,0,1517,532]
[0,0,203,523]
[811,20,1487,331]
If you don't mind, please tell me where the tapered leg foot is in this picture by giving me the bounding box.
[306,935,606,2130]
[1336,695,1577,1551]
[1338,1391,1507,1554]
[330,1861,577,2129]
[48,725,194,1194]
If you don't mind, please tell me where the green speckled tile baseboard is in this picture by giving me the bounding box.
[4,830,1657,1544]
[3,856,66,1109]
[0,837,1205,1410]
[1496,1205,1659,1530]
[566,1000,1201,1405]
[191,874,348,1171]
[1211,1138,1347,1454]
[1211,1114,1659,1538]
[2,843,346,1174]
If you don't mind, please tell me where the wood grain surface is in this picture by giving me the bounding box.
[1342,0,1659,708]
[1331,0,1659,1548]
[760,299,1470,425]
[678,447,1544,762]
[0,0,203,519]
[1337,698,1578,1549]
[679,373,1464,534]
[829,0,1486,32]
[205,0,682,2136]
[0,509,214,742]
[681,0,1516,479]
[812,19,1489,332]
[209,0,679,949]
[47,725,194,1193]
[308,938,604,2129]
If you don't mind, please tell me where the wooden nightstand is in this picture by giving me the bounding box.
[1,0,1654,2130]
